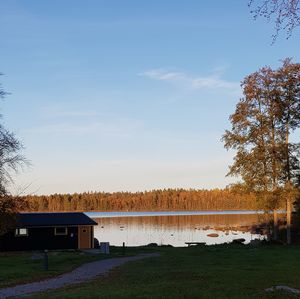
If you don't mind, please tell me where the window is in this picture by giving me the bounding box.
[15,228,28,236]
[54,227,68,236]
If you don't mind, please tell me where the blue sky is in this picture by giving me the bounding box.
[0,1,299,195]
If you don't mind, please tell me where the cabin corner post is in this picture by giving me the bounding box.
[91,225,94,249]
[77,225,81,249]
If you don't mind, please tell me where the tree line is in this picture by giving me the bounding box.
[19,188,271,212]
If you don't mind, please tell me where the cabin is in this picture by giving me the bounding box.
[0,212,97,251]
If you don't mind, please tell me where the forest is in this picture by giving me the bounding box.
[19,188,267,212]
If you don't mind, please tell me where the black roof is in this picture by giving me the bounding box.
[17,212,97,227]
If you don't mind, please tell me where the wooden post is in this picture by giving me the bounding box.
[122,242,125,255]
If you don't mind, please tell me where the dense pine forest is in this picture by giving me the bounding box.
[19,189,264,212]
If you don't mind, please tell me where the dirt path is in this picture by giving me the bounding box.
[0,253,159,299]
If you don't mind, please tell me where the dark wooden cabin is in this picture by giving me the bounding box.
[0,212,97,251]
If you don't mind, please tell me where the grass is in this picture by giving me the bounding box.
[24,244,300,299]
[0,249,121,288]
[2,245,300,298]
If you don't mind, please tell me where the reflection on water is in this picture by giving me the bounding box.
[93,212,283,247]
[86,210,272,218]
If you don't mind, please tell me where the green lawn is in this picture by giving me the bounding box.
[0,250,115,288]
[26,244,300,299]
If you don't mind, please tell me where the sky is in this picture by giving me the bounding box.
[0,0,299,195]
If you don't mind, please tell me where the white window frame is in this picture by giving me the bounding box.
[54,227,68,236]
[15,228,28,237]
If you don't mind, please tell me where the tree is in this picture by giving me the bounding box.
[0,75,27,235]
[222,59,300,243]
[249,0,300,40]
[276,59,300,243]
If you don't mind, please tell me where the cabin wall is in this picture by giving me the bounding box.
[0,226,78,251]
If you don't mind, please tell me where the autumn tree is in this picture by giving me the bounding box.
[0,76,27,235]
[249,0,300,40]
[276,59,300,243]
[222,59,300,243]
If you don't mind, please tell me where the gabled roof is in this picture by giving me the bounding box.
[17,212,97,227]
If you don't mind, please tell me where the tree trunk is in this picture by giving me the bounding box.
[273,210,278,241]
[287,196,292,244]
[285,119,292,245]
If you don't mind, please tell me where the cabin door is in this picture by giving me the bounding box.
[78,226,91,249]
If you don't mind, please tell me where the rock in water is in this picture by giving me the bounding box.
[207,233,219,238]
[231,238,246,244]
[249,239,261,246]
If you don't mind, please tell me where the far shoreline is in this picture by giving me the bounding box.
[21,210,287,217]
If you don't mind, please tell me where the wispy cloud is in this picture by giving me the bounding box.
[142,70,186,81]
[140,68,241,94]
[40,105,103,119]
[24,119,142,138]
[49,110,101,118]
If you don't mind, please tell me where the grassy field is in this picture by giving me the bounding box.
[20,244,300,299]
[0,250,117,288]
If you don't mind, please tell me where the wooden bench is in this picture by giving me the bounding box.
[185,242,206,247]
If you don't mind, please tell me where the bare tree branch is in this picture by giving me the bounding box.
[0,76,28,235]
[249,0,300,41]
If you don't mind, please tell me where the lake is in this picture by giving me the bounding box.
[86,211,284,247]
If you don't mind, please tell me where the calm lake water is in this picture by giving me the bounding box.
[86,211,284,247]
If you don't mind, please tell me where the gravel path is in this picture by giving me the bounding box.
[0,253,159,299]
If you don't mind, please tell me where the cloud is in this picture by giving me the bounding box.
[40,105,103,119]
[141,70,186,81]
[48,110,101,118]
[192,76,238,90]
[140,68,241,94]
[24,119,142,138]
